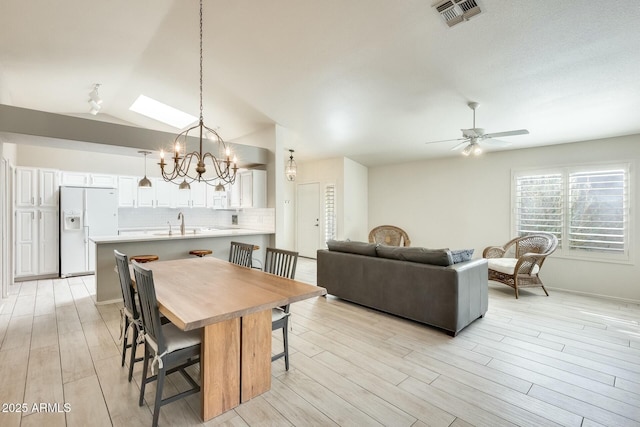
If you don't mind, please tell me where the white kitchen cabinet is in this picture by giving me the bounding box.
[138,178,175,208]
[175,186,190,208]
[38,209,59,275]
[15,168,37,208]
[14,208,58,278]
[229,170,266,208]
[90,174,118,188]
[174,180,207,208]
[39,169,59,207]
[211,190,229,209]
[61,171,90,186]
[229,179,241,208]
[14,209,38,276]
[190,181,208,208]
[155,179,175,208]
[15,167,59,208]
[118,176,138,207]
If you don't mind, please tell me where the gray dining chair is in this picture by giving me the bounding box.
[114,250,143,382]
[132,262,202,427]
[264,247,298,371]
[229,241,254,268]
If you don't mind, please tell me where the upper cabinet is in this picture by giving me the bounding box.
[229,169,266,209]
[61,171,118,188]
[118,176,138,208]
[90,174,118,188]
[60,171,90,186]
[138,178,175,208]
[15,167,59,208]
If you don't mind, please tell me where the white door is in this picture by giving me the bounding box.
[39,209,59,275]
[296,182,321,258]
[15,209,37,277]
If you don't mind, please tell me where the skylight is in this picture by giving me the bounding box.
[129,95,198,129]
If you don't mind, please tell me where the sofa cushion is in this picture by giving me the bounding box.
[450,249,474,263]
[326,240,378,257]
[376,246,453,266]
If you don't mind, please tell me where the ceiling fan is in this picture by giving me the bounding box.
[425,102,529,156]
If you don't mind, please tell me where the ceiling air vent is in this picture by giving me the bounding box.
[434,0,482,27]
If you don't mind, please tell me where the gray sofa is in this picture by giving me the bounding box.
[317,242,488,336]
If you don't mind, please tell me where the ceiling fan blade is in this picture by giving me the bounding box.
[482,139,511,147]
[425,137,466,145]
[483,129,529,139]
[450,140,469,151]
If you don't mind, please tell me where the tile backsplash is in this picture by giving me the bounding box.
[118,208,275,232]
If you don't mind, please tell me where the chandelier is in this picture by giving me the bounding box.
[159,0,238,188]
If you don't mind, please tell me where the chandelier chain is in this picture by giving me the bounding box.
[199,0,204,121]
[158,0,238,187]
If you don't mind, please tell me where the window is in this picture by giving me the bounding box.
[324,184,336,243]
[513,164,630,261]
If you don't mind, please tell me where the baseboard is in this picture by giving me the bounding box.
[94,298,122,306]
[546,286,640,305]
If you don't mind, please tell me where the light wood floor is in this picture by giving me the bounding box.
[1,257,639,426]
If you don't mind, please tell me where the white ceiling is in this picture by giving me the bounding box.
[1,0,639,166]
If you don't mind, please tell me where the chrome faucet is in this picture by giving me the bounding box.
[178,212,185,235]
[167,221,172,236]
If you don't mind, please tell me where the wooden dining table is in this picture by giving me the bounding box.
[129,256,326,421]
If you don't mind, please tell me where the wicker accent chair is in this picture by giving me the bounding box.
[368,225,411,247]
[483,232,558,299]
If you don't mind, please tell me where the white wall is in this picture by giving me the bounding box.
[343,157,368,241]
[369,134,640,302]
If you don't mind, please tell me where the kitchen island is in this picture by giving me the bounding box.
[91,228,273,303]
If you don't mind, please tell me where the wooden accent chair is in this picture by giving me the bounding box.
[483,233,558,299]
[263,248,299,371]
[132,262,201,427]
[368,225,411,247]
[229,241,254,268]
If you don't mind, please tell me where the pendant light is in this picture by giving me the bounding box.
[138,151,152,187]
[285,149,297,181]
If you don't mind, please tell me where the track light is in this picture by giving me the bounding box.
[88,84,102,115]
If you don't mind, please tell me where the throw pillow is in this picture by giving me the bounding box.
[376,246,453,266]
[326,240,378,257]
[450,249,474,263]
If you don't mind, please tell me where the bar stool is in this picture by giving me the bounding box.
[130,255,159,263]
[189,249,212,257]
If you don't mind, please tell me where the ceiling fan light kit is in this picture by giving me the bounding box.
[425,101,529,157]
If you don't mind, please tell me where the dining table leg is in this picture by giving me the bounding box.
[201,317,241,421]
[241,309,272,402]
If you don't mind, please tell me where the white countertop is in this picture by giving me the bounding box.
[91,228,274,244]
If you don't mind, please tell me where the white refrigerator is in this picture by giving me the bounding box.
[60,186,118,277]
